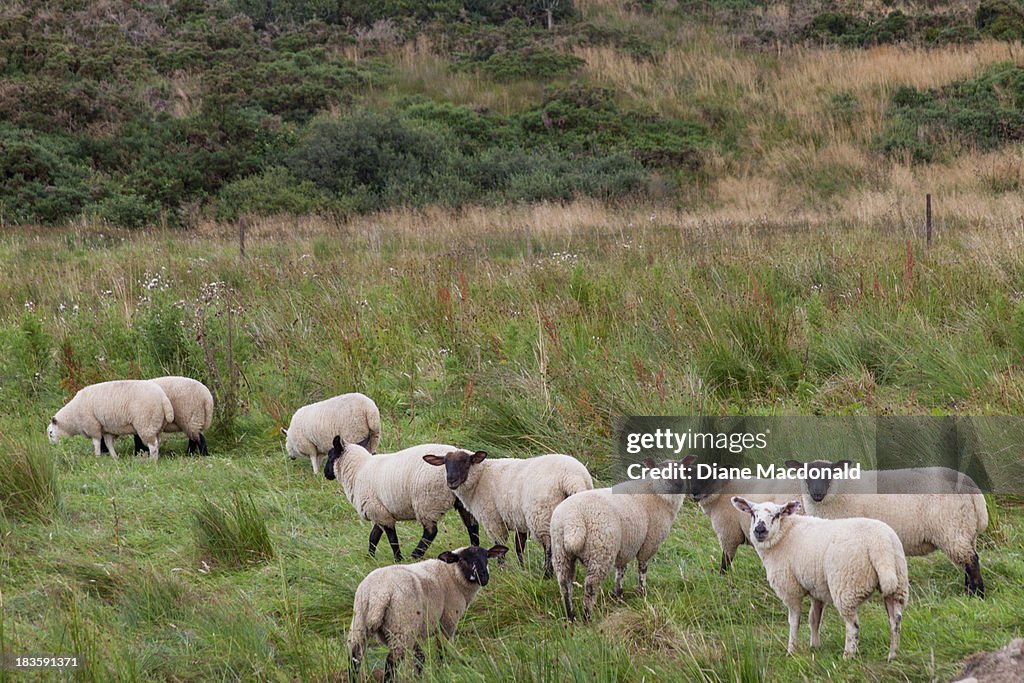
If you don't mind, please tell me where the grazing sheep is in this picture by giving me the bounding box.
[686,456,802,572]
[785,459,989,596]
[47,380,173,460]
[550,460,687,621]
[348,544,508,681]
[324,437,479,561]
[731,497,909,660]
[282,393,381,474]
[422,450,593,576]
[120,376,214,456]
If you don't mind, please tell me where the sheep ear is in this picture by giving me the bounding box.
[641,458,656,469]
[487,545,509,559]
[681,455,697,467]
[438,551,460,564]
[423,455,446,466]
[782,500,802,516]
[51,417,57,425]
[731,496,753,515]
[332,435,344,451]
[280,427,288,437]
[784,459,802,469]
[835,459,853,471]
[470,451,487,464]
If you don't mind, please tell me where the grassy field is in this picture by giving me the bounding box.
[1,208,1023,681]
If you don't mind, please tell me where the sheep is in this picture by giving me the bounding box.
[47,380,173,460]
[348,544,508,681]
[686,454,802,572]
[785,459,989,597]
[549,459,688,621]
[731,497,909,661]
[117,376,214,456]
[421,450,593,577]
[324,436,480,561]
[282,393,381,474]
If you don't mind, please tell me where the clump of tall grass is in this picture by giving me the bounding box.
[0,438,60,522]
[192,494,274,569]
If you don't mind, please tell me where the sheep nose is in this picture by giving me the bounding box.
[754,522,767,534]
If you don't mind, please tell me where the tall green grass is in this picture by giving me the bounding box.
[192,494,275,569]
[0,439,59,522]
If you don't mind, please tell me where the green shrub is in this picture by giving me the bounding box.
[479,47,584,81]
[192,494,274,569]
[882,62,1024,162]
[84,193,162,230]
[0,439,60,522]
[0,125,93,225]
[977,0,1024,40]
[215,167,333,220]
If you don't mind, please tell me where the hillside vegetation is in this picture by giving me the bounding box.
[2,0,1024,228]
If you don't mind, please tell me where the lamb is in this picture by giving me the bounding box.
[282,393,381,474]
[785,459,989,596]
[324,436,479,561]
[731,497,909,660]
[549,459,688,621]
[348,544,508,681]
[686,454,802,572]
[422,450,593,576]
[47,380,173,460]
[118,376,214,456]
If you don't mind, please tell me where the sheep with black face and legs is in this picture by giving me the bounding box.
[347,545,508,682]
[324,437,479,561]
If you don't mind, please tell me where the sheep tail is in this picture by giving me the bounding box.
[161,393,174,425]
[560,518,587,558]
[349,588,388,650]
[870,537,907,599]
[972,493,989,535]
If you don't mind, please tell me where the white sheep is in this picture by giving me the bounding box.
[549,461,687,621]
[422,450,593,576]
[348,544,508,681]
[282,393,381,474]
[786,459,989,596]
[118,376,214,456]
[47,380,173,460]
[324,437,479,561]
[731,496,909,660]
[686,457,802,572]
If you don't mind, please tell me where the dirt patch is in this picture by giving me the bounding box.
[952,638,1024,683]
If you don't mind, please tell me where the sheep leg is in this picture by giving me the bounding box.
[582,564,603,621]
[146,438,160,461]
[368,524,384,557]
[453,498,479,546]
[719,548,735,574]
[383,525,403,562]
[514,531,528,569]
[413,646,425,675]
[198,433,209,456]
[558,554,577,621]
[964,553,985,598]
[311,454,322,475]
[410,523,438,559]
[93,437,105,456]
[613,566,626,599]
[383,648,403,683]
[543,545,553,579]
[637,561,648,596]
[102,433,118,460]
[133,434,147,454]
[187,438,198,455]
[348,641,363,682]
[808,598,825,649]
[784,600,802,655]
[841,612,859,658]
[884,594,902,661]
